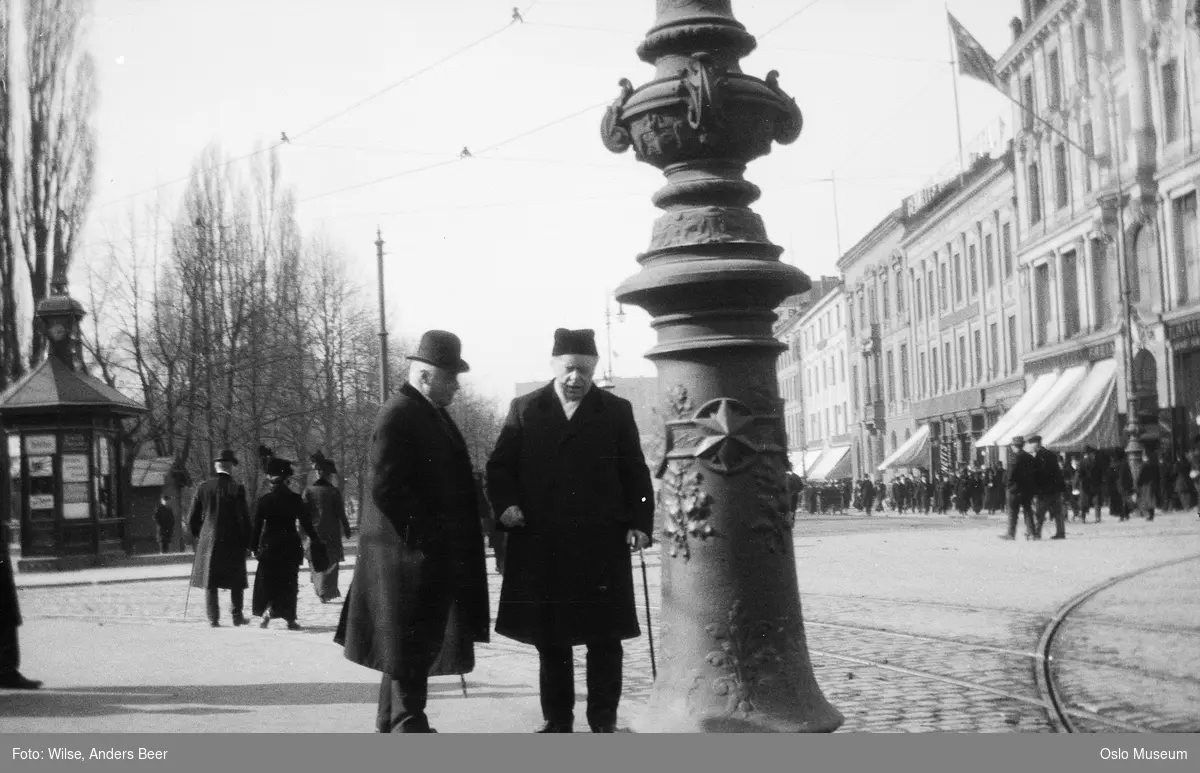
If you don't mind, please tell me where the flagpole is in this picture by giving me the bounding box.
[946,3,966,182]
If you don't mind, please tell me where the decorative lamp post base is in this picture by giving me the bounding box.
[604,0,842,733]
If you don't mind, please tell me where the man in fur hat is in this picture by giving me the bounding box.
[486,327,655,733]
[188,449,253,627]
[337,331,490,733]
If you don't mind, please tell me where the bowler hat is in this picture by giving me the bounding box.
[407,330,470,374]
[1009,436,1025,447]
[214,449,239,465]
[266,457,294,478]
[552,328,599,357]
[1028,434,1042,444]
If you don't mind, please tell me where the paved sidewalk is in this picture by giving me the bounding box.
[1,511,1197,732]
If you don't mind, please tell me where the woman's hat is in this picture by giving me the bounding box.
[310,451,337,474]
[266,457,294,478]
[407,330,470,374]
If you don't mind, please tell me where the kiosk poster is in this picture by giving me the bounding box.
[29,494,55,510]
[97,437,111,475]
[62,433,89,454]
[27,456,53,477]
[61,454,89,483]
[24,434,56,456]
[6,433,18,459]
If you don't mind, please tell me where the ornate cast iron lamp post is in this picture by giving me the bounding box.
[601,0,842,733]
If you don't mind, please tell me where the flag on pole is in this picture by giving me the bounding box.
[948,11,999,89]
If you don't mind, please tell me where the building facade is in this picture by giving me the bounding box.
[794,285,852,480]
[903,152,1024,472]
[1000,0,1200,456]
[838,212,907,478]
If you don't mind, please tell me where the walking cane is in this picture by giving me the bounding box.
[459,674,468,697]
[638,547,656,681]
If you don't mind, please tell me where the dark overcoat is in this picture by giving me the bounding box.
[0,521,21,629]
[189,473,252,590]
[486,382,654,648]
[250,482,319,617]
[336,383,490,678]
[304,480,349,564]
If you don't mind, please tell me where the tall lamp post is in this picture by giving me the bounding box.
[375,228,390,402]
[601,0,841,732]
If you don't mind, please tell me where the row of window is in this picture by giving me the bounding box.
[805,352,846,398]
[848,222,1015,338]
[808,403,849,443]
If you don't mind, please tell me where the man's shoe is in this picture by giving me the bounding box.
[260,616,270,629]
[232,614,249,627]
[1050,534,1066,540]
[0,671,42,690]
[209,620,220,628]
[535,722,573,733]
[287,621,302,630]
[590,724,617,733]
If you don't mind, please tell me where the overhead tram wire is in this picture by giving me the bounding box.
[298,99,609,203]
[757,0,829,41]
[92,10,532,213]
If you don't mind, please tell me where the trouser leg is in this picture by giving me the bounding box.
[537,644,576,726]
[1004,495,1019,538]
[1022,499,1037,538]
[0,625,19,672]
[380,671,431,732]
[585,638,623,731]
[206,588,220,622]
[230,586,244,618]
[1051,495,1066,537]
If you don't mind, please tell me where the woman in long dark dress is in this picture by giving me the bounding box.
[250,457,323,629]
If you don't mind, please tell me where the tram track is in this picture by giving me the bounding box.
[1033,552,1200,733]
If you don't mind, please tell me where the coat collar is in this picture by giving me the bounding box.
[535,380,607,422]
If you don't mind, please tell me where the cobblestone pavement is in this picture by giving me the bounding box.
[1049,556,1200,733]
[8,510,1200,733]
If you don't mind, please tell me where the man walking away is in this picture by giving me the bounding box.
[154,496,175,553]
[189,450,252,627]
[1002,436,1037,541]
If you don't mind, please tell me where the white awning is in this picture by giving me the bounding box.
[975,372,1058,448]
[878,423,931,471]
[1039,360,1120,451]
[1003,364,1089,442]
[808,445,851,480]
[802,448,824,476]
[789,452,806,473]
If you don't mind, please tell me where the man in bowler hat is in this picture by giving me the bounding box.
[188,449,253,626]
[1002,436,1037,540]
[486,328,655,733]
[337,330,490,733]
[1030,435,1067,539]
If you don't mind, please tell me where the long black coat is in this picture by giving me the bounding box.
[0,521,21,629]
[486,383,654,648]
[337,383,490,678]
[250,482,319,617]
[304,480,349,564]
[189,473,252,590]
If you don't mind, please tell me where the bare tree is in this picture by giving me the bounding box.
[0,0,20,387]
[17,0,96,367]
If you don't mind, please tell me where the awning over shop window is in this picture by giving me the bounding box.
[1002,364,1089,443]
[802,448,824,476]
[1039,360,1120,451]
[788,452,806,473]
[808,445,851,481]
[877,423,931,471]
[975,372,1058,448]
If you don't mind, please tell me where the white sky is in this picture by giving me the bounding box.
[75,0,1020,406]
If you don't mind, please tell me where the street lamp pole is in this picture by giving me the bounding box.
[601,0,841,733]
[375,228,390,403]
